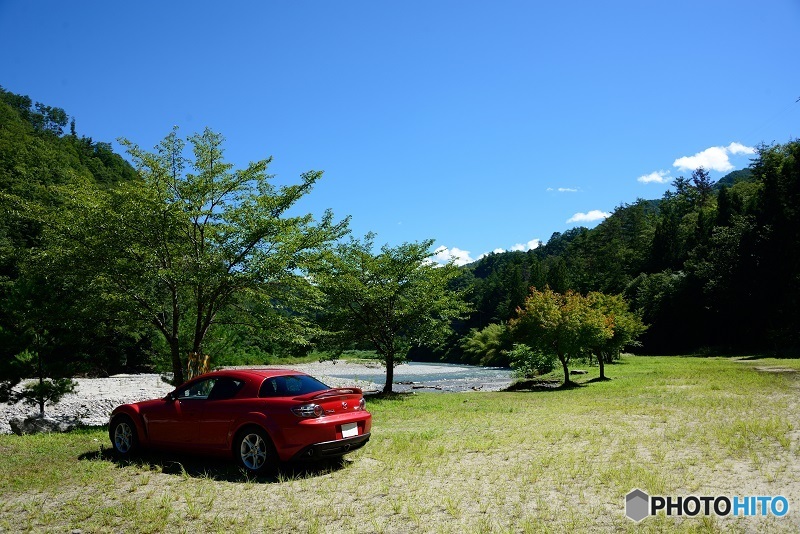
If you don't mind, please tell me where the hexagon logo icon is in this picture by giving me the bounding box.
[626,489,649,522]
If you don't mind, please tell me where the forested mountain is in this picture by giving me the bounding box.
[0,87,345,384]
[0,86,150,376]
[457,153,799,358]
[2,86,798,378]
[714,168,753,189]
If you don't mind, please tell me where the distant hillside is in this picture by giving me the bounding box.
[0,86,137,192]
[453,151,800,361]
[715,168,754,189]
[0,86,146,374]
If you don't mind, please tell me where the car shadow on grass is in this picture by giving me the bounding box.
[78,447,351,483]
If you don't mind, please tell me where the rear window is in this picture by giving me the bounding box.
[259,374,330,397]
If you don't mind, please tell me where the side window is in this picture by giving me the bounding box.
[259,378,280,397]
[207,378,244,401]
[178,378,215,399]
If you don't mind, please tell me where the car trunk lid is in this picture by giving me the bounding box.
[294,388,363,414]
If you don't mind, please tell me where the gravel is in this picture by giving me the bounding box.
[0,365,380,435]
[1,374,174,435]
[0,361,511,435]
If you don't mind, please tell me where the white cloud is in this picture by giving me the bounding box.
[727,142,756,155]
[510,239,542,251]
[547,187,579,192]
[567,210,611,224]
[476,240,542,261]
[432,246,474,266]
[638,170,671,184]
[673,142,756,173]
[476,249,505,261]
[673,147,732,172]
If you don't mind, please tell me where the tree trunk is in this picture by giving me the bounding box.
[38,376,44,417]
[37,351,44,417]
[171,287,183,385]
[170,338,184,385]
[598,351,606,380]
[560,354,571,385]
[383,351,395,394]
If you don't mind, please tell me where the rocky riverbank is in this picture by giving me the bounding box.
[0,361,512,434]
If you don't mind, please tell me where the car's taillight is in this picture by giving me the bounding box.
[355,398,366,411]
[291,403,324,418]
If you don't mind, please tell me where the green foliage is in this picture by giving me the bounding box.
[315,234,471,393]
[7,349,76,416]
[509,287,645,383]
[38,127,348,384]
[0,86,145,380]
[585,292,647,377]
[715,167,753,189]
[0,346,28,403]
[462,141,799,356]
[460,323,512,366]
[2,83,799,372]
[507,343,557,379]
[464,250,546,329]
[510,287,612,384]
[748,141,800,349]
[16,378,76,416]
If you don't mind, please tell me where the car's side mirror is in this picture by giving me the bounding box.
[165,391,177,401]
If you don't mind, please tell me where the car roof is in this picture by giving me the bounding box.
[191,368,312,382]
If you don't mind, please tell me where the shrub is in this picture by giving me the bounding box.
[508,343,557,379]
[461,323,512,367]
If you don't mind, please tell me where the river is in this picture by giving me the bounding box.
[326,361,514,393]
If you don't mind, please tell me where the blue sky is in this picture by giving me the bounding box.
[1,1,798,265]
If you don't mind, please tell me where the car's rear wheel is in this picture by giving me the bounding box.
[235,427,277,475]
[109,415,138,458]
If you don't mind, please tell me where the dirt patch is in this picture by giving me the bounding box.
[753,366,798,373]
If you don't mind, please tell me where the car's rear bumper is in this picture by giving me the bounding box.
[291,432,371,461]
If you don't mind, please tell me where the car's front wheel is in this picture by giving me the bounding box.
[109,415,139,458]
[235,427,277,475]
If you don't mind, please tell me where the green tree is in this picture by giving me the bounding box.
[750,140,800,348]
[461,322,512,366]
[40,128,348,384]
[507,343,557,379]
[510,287,610,385]
[1,87,144,386]
[315,235,470,393]
[692,167,714,208]
[714,185,742,227]
[586,292,647,379]
[12,349,76,417]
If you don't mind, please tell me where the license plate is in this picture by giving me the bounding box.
[341,422,358,438]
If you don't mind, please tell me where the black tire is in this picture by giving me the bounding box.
[234,427,278,475]
[109,415,139,458]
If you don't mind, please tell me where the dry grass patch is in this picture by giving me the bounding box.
[1,355,799,532]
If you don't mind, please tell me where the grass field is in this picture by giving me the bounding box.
[1,355,798,533]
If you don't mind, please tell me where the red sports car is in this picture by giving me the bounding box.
[108,369,372,474]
